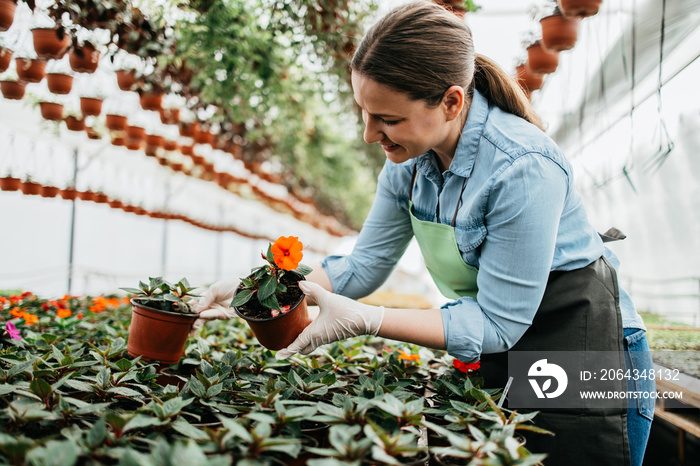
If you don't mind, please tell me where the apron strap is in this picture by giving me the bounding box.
[409,164,468,228]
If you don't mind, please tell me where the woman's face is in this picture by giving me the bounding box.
[351,71,461,165]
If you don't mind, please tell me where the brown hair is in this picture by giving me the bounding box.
[351,1,543,130]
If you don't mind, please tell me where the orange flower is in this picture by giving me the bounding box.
[10,307,25,318]
[397,349,421,364]
[57,309,72,319]
[271,236,304,271]
[23,313,39,326]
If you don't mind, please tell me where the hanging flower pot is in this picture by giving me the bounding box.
[163,139,178,151]
[115,69,136,91]
[159,108,179,125]
[179,122,199,138]
[111,135,126,147]
[0,176,21,191]
[0,0,16,32]
[0,47,12,72]
[526,42,559,75]
[39,101,64,121]
[94,192,109,203]
[59,187,78,200]
[107,198,123,209]
[105,114,128,131]
[140,91,163,111]
[125,125,145,141]
[145,134,164,148]
[79,96,103,116]
[40,185,60,198]
[69,43,100,74]
[194,129,213,145]
[126,139,142,151]
[77,190,97,201]
[31,27,71,60]
[559,0,602,18]
[20,180,43,195]
[85,127,101,140]
[46,73,73,94]
[540,12,581,52]
[15,58,46,83]
[126,298,198,365]
[0,80,25,100]
[180,145,194,156]
[144,144,159,157]
[64,115,85,131]
[515,64,544,96]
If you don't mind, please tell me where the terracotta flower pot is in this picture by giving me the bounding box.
[159,108,179,125]
[145,134,164,147]
[69,43,100,73]
[77,190,97,201]
[559,0,602,18]
[32,28,71,60]
[163,139,178,151]
[140,92,163,111]
[127,299,198,364]
[59,188,78,200]
[80,97,103,116]
[46,73,73,94]
[20,181,43,195]
[85,127,101,139]
[233,272,311,351]
[540,13,580,52]
[180,145,194,156]
[179,122,199,138]
[526,42,559,75]
[94,192,109,203]
[115,69,136,91]
[144,144,159,156]
[515,64,544,95]
[194,129,213,145]
[0,0,16,32]
[64,115,85,131]
[105,114,128,131]
[125,125,145,141]
[0,47,12,72]
[107,199,123,209]
[15,58,46,83]
[0,80,25,100]
[111,136,126,147]
[0,176,21,191]
[126,139,142,151]
[39,102,64,121]
[40,185,60,198]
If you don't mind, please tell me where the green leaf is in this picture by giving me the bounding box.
[266,243,274,263]
[257,275,278,302]
[231,289,254,307]
[0,384,15,396]
[87,418,107,448]
[114,358,133,372]
[259,293,280,311]
[106,387,142,398]
[29,379,53,402]
[171,420,209,441]
[295,264,313,276]
[25,439,80,466]
[119,287,144,295]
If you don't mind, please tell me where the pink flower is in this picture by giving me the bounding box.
[5,322,21,340]
[280,305,290,314]
[271,309,280,318]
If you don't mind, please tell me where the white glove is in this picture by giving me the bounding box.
[275,281,385,359]
[189,279,240,335]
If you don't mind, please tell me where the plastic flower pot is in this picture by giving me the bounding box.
[163,139,178,151]
[46,73,73,94]
[127,299,198,365]
[0,80,25,100]
[16,58,46,83]
[39,102,64,121]
[145,134,164,147]
[126,139,142,151]
[80,97,103,117]
[0,46,12,72]
[40,185,60,198]
[515,64,544,96]
[125,125,146,141]
[64,115,85,132]
[115,69,136,91]
[0,0,16,32]
[105,114,128,131]
[77,190,97,201]
[69,44,100,73]
[526,42,559,75]
[233,272,311,351]
[559,0,602,18]
[140,92,163,111]
[32,28,71,59]
[0,176,21,191]
[59,188,78,200]
[20,181,43,195]
[540,13,581,52]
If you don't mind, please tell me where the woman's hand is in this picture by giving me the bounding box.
[189,279,240,335]
[275,281,385,359]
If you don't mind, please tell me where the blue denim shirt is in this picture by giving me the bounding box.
[322,89,645,362]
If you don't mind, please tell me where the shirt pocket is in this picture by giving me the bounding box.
[455,223,487,259]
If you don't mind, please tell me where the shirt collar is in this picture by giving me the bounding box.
[414,89,489,180]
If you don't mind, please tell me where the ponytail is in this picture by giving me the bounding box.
[473,54,545,131]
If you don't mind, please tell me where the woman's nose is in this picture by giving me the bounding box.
[363,116,382,144]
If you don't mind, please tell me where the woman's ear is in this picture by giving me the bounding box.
[442,85,465,121]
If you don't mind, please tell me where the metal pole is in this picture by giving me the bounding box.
[67,148,79,294]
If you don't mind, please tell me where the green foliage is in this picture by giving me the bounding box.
[120,277,199,314]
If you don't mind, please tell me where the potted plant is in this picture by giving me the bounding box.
[79,94,103,116]
[31,26,71,60]
[231,235,313,351]
[0,41,12,72]
[15,56,46,83]
[39,100,64,121]
[69,40,100,73]
[0,69,25,99]
[63,108,85,131]
[120,276,200,365]
[559,0,602,18]
[525,40,559,75]
[540,4,580,52]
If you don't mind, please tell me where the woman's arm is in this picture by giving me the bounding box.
[378,307,446,350]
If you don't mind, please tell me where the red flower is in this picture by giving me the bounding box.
[271,236,304,271]
[453,359,480,373]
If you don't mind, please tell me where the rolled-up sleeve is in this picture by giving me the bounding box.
[321,162,414,299]
[442,154,567,362]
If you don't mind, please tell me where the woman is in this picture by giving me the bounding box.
[195,2,654,464]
